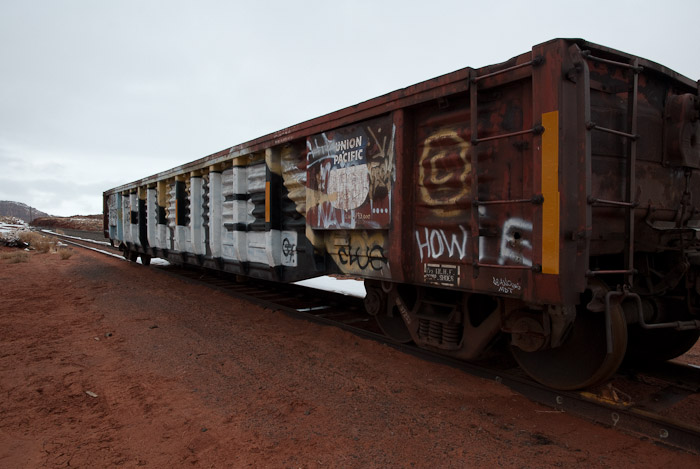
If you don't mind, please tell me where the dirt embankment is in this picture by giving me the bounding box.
[30,215,102,232]
[0,247,698,467]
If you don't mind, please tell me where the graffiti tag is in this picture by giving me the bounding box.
[418,129,471,217]
[498,218,533,266]
[338,244,387,271]
[492,277,522,295]
[415,225,469,261]
[478,211,534,268]
[281,230,297,267]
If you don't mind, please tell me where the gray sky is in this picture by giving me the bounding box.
[1,0,698,216]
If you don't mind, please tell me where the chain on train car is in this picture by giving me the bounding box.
[103,38,700,390]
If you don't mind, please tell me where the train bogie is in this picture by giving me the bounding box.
[104,38,700,390]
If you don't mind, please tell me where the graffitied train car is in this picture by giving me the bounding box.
[104,38,700,390]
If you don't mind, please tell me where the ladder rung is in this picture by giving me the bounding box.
[475,195,544,206]
[586,269,638,277]
[586,122,638,140]
[587,197,638,208]
[472,56,544,83]
[581,51,644,73]
[475,262,541,272]
[473,125,544,145]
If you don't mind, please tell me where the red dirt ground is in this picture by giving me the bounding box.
[1,247,698,467]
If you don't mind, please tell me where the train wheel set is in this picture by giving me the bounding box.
[105,39,700,391]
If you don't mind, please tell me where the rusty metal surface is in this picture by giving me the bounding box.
[103,38,700,388]
[104,37,700,299]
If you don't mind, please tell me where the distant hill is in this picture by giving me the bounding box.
[0,201,50,222]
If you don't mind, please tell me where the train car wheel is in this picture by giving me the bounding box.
[376,310,413,343]
[512,297,628,390]
[128,251,139,262]
[140,254,152,266]
[625,328,699,364]
[375,296,413,343]
[366,281,413,344]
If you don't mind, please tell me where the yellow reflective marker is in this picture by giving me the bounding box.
[541,111,560,275]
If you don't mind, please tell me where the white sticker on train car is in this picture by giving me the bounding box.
[423,263,460,287]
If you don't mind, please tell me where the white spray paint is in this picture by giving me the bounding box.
[415,225,469,261]
[498,217,533,266]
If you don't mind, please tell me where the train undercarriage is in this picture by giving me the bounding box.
[366,250,700,390]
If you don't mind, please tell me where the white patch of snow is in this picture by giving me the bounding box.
[137,257,170,266]
[0,222,30,244]
[1,222,26,234]
[294,276,366,298]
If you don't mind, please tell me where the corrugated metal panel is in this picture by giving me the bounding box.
[166,182,177,250]
[281,145,307,219]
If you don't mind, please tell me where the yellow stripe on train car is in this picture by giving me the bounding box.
[541,111,560,275]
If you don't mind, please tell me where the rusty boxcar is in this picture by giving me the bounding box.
[104,38,700,390]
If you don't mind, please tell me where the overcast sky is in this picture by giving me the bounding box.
[1,0,699,216]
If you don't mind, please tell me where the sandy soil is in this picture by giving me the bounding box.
[1,247,698,468]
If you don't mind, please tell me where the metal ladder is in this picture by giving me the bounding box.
[468,56,545,278]
[581,51,642,287]
[580,51,644,354]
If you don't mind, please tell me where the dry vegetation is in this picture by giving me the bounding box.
[19,232,56,253]
[1,232,73,263]
[0,251,29,263]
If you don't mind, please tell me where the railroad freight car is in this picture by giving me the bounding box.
[104,38,700,390]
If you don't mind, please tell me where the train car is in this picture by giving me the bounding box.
[104,38,700,390]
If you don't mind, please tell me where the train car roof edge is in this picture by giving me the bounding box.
[104,37,698,196]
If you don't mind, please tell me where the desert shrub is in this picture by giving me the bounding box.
[36,239,56,253]
[0,251,30,263]
[58,248,73,260]
[18,231,41,244]
[18,231,56,253]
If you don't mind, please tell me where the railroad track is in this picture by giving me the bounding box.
[40,229,700,454]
